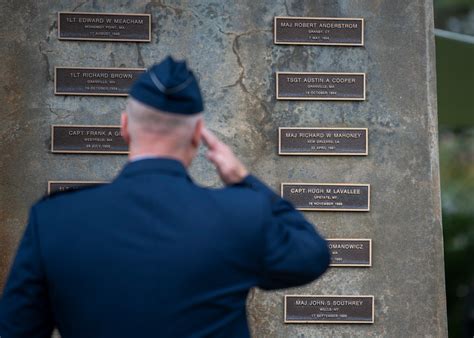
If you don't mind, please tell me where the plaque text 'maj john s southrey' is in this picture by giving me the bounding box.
[328,239,372,267]
[48,181,108,195]
[55,67,145,96]
[58,12,151,42]
[281,183,370,211]
[285,295,374,324]
[277,72,365,101]
[274,17,364,46]
[279,127,368,155]
[51,125,128,154]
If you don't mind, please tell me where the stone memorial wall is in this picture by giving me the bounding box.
[0,1,447,336]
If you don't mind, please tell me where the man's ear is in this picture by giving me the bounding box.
[121,112,130,144]
[191,118,203,148]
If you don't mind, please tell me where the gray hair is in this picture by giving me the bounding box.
[126,98,201,135]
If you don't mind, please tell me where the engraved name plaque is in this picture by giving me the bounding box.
[51,125,128,154]
[274,17,364,46]
[58,12,151,42]
[276,72,366,101]
[328,239,372,267]
[281,183,370,211]
[55,67,145,96]
[285,295,374,324]
[279,127,368,155]
[48,181,107,195]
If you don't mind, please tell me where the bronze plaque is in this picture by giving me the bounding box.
[274,17,364,46]
[55,67,145,96]
[58,12,151,42]
[51,125,128,154]
[279,127,368,155]
[48,181,108,195]
[276,72,365,101]
[281,183,370,211]
[285,295,374,323]
[328,239,372,267]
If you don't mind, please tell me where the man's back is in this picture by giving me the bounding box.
[0,159,329,338]
[0,58,329,338]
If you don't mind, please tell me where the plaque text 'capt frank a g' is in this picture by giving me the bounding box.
[51,125,129,154]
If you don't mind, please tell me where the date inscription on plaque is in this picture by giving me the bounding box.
[279,127,368,155]
[58,12,151,42]
[328,239,372,267]
[274,17,364,46]
[285,295,374,323]
[276,72,365,101]
[55,67,145,96]
[281,183,370,211]
[51,125,128,154]
[48,181,107,195]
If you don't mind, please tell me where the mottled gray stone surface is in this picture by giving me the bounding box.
[0,0,447,336]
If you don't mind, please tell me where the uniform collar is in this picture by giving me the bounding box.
[118,157,190,179]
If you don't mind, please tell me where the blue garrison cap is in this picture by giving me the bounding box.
[129,56,203,115]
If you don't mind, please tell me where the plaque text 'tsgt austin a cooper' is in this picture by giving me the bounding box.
[277,72,366,101]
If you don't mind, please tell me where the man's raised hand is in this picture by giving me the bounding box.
[201,128,249,185]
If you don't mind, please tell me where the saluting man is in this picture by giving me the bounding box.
[0,56,330,338]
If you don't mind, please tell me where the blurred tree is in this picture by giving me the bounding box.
[435,0,473,335]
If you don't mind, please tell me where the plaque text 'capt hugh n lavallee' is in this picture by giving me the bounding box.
[279,127,368,155]
[58,12,151,42]
[51,125,128,154]
[285,295,374,323]
[281,183,370,211]
[55,67,145,96]
[274,17,364,46]
[277,72,365,101]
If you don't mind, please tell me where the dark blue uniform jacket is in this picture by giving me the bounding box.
[0,158,330,338]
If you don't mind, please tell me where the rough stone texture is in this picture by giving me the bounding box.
[0,0,447,337]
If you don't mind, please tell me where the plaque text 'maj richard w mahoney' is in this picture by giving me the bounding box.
[279,127,368,155]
